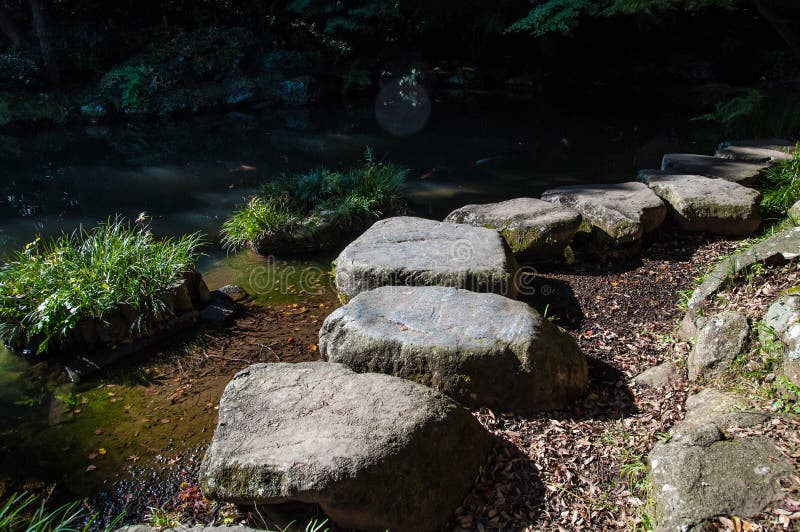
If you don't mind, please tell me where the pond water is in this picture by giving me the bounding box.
[0,88,710,506]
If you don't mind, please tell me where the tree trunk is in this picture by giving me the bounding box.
[27,0,59,87]
[752,0,800,59]
[0,8,29,50]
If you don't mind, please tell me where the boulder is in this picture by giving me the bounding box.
[687,311,749,382]
[790,200,800,223]
[764,294,800,387]
[444,198,582,261]
[320,286,587,413]
[200,291,239,322]
[661,153,767,185]
[199,362,491,532]
[637,171,761,235]
[631,361,680,389]
[649,389,789,531]
[334,217,519,302]
[540,182,666,244]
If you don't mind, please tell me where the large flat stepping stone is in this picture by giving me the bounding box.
[334,216,518,302]
[540,182,666,244]
[661,153,767,185]
[716,138,795,163]
[444,198,582,261]
[199,362,491,532]
[320,286,587,413]
[637,170,761,235]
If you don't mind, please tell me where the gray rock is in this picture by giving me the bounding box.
[334,217,519,302]
[764,294,800,387]
[661,153,768,185]
[717,138,795,154]
[715,145,793,164]
[631,361,680,389]
[540,182,666,244]
[637,171,761,235]
[649,388,788,531]
[687,311,749,382]
[217,284,248,302]
[199,362,491,532]
[320,286,587,413]
[444,198,582,261]
[200,292,239,322]
[678,226,800,341]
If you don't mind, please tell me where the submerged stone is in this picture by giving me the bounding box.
[445,197,582,261]
[320,286,587,413]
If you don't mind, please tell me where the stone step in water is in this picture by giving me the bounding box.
[540,182,666,244]
[334,216,519,302]
[637,170,761,235]
[199,362,491,532]
[320,286,588,413]
[444,197,582,262]
[661,153,768,185]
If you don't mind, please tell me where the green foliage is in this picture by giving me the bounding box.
[0,492,122,531]
[695,89,800,139]
[759,144,800,215]
[288,0,402,37]
[0,219,205,354]
[221,149,408,253]
[99,63,156,113]
[507,0,734,35]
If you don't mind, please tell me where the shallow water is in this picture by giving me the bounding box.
[0,89,708,503]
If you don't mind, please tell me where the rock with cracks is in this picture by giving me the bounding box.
[541,182,666,244]
[764,294,800,387]
[320,286,588,413]
[649,389,790,532]
[637,171,761,235]
[687,311,749,382]
[445,198,582,262]
[334,216,518,302]
[660,153,767,185]
[199,362,491,532]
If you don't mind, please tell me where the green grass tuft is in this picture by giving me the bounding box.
[0,218,205,355]
[0,491,123,531]
[759,143,800,217]
[221,148,408,253]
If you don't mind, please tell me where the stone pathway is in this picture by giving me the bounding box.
[190,138,798,531]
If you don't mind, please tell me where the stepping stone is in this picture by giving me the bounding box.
[334,216,518,302]
[540,182,666,244]
[320,286,587,413]
[199,362,491,532]
[661,153,767,185]
[716,138,795,164]
[637,170,761,235]
[649,389,790,531]
[716,143,794,164]
[444,198,582,262]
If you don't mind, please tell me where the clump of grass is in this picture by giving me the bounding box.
[759,143,800,217]
[221,148,408,254]
[0,218,204,355]
[0,491,123,531]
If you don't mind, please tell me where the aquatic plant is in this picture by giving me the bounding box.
[221,149,408,254]
[0,491,122,531]
[760,143,800,216]
[0,218,205,355]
